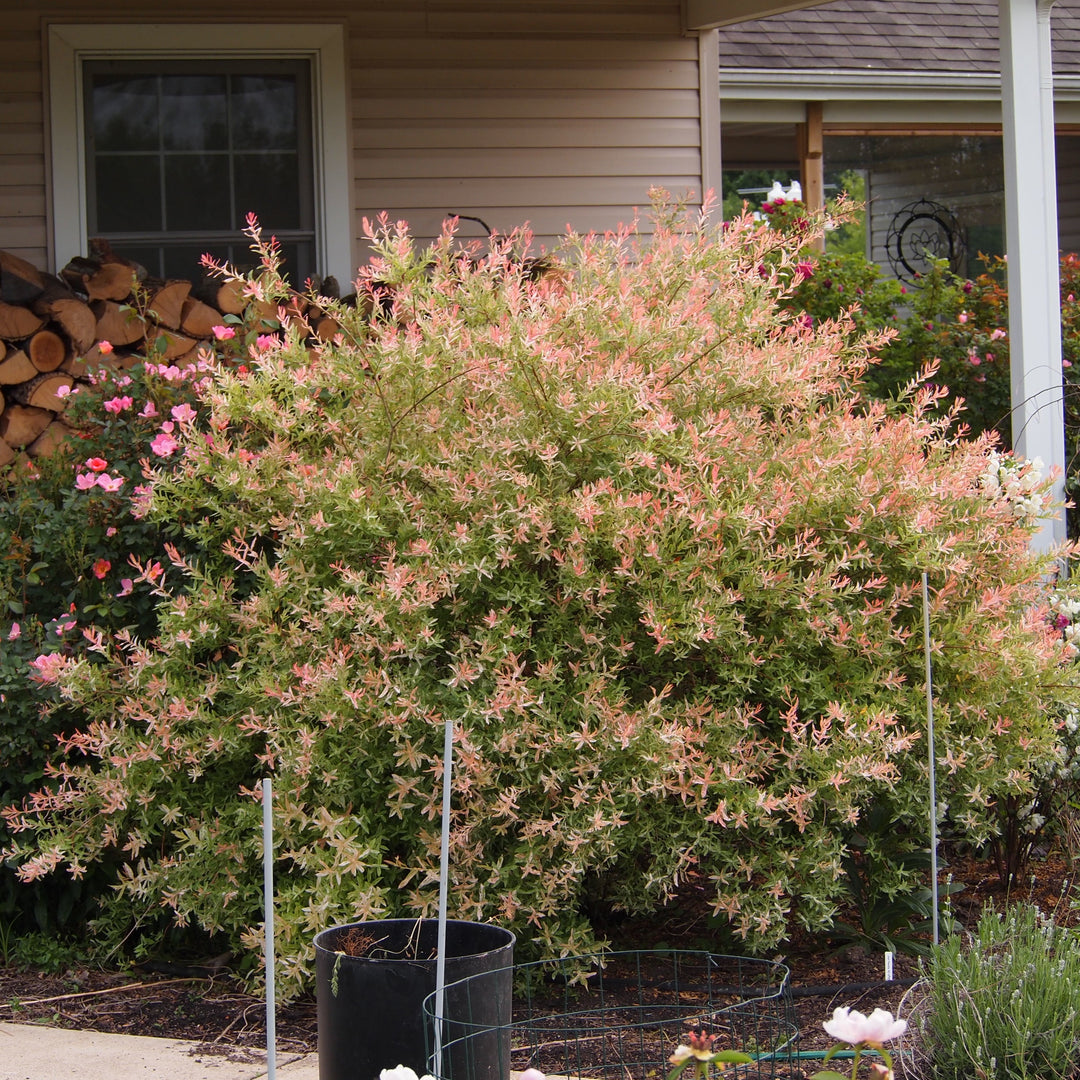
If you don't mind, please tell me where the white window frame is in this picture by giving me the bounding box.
[48,23,353,283]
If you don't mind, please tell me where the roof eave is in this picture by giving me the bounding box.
[685,0,831,29]
[716,68,1080,100]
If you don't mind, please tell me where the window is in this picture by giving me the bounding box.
[48,24,351,283]
[84,61,316,281]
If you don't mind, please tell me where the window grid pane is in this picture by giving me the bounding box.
[86,60,315,284]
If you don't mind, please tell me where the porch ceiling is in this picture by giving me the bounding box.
[684,0,832,29]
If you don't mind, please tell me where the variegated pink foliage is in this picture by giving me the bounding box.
[5,199,1078,998]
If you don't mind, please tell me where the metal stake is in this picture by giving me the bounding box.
[922,573,940,946]
[433,716,454,1077]
[263,778,277,1080]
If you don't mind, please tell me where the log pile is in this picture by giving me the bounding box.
[0,247,345,468]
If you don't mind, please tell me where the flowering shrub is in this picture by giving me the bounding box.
[787,249,1080,541]
[0,349,217,931]
[4,201,1079,999]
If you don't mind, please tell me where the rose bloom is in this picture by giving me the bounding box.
[212,325,236,341]
[29,653,68,684]
[98,340,114,354]
[151,432,179,456]
[96,474,124,493]
[823,1007,907,1046]
[92,558,111,579]
[85,457,108,472]
[75,472,99,491]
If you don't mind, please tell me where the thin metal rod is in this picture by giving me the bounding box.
[922,573,940,947]
[262,778,277,1080]
[433,717,454,1077]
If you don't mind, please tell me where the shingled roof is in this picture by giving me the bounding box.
[714,0,1080,75]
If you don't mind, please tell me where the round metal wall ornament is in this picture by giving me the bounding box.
[885,198,966,286]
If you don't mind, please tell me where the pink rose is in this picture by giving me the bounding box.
[171,403,197,423]
[103,395,134,413]
[212,325,236,341]
[151,432,179,457]
[139,401,158,418]
[85,457,108,472]
[29,653,68,684]
[117,578,134,598]
[98,340,114,355]
[96,474,124,492]
[7,622,20,641]
[92,558,111,579]
[75,472,99,490]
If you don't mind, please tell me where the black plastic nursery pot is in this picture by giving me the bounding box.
[314,918,515,1080]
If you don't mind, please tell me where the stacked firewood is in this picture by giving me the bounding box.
[0,247,344,468]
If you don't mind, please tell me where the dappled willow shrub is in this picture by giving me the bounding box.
[5,197,1079,998]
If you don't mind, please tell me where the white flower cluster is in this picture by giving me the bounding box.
[1017,707,1080,834]
[980,450,1049,524]
[1051,590,1080,659]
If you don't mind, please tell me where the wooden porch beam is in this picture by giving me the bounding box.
[797,102,825,251]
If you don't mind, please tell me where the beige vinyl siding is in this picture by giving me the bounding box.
[0,1,704,274]
[0,11,48,265]
[350,15,701,248]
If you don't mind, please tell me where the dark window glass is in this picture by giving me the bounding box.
[94,155,162,232]
[92,75,160,152]
[160,75,228,151]
[165,155,232,230]
[232,75,298,150]
[234,154,302,229]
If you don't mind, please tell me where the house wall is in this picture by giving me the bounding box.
[0,1,704,276]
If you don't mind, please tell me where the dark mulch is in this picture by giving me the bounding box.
[0,850,1073,1074]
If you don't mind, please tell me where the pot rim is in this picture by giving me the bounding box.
[313,917,516,963]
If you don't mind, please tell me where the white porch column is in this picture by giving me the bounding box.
[1000,0,1066,548]
[699,29,722,214]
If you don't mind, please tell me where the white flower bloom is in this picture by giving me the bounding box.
[379,1066,436,1080]
[823,1007,907,1046]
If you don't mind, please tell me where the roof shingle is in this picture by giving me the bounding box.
[715,0,1080,76]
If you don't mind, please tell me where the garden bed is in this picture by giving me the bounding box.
[1,851,1072,1074]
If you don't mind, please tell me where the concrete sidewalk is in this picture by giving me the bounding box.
[0,1021,319,1080]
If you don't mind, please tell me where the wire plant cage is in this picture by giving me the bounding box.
[423,949,798,1080]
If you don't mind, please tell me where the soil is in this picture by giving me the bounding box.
[0,850,1074,1075]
